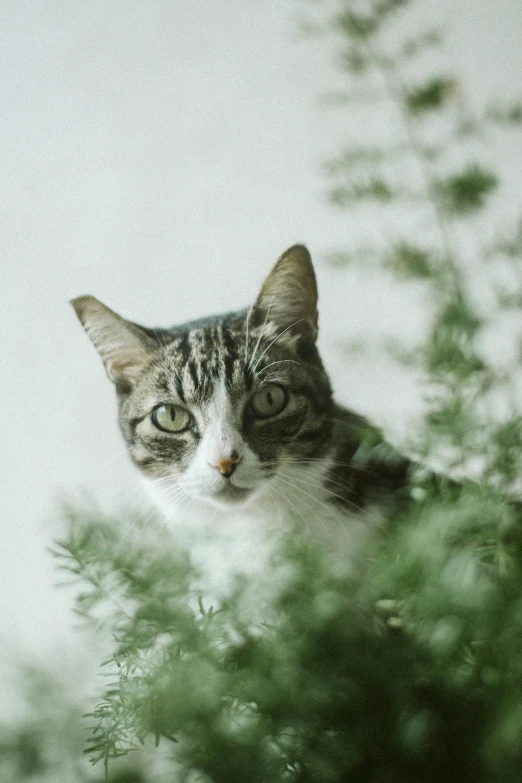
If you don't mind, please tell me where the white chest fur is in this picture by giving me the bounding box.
[142,457,383,601]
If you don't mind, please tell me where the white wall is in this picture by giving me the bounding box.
[1,0,521,668]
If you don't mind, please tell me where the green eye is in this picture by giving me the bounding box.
[250,384,287,418]
[151,404,191,433]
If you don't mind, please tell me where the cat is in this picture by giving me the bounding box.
[72,245,412,593]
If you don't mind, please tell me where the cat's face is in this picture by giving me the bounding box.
[72,246,333,513]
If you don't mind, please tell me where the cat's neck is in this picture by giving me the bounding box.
[142,448,384,599]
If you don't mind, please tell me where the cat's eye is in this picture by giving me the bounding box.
[151,404,191,433]
[250,384,287,418]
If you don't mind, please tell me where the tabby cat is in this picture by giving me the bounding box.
[72,246,411,586]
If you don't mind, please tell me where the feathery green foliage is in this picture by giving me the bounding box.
[317,0,522,476]
[435,164,498,216]
[405,77,456,115]
[48,1,522,780]
[52,485,522,782]
[0,663,156,783]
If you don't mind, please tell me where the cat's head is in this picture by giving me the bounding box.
[72,245,333,514]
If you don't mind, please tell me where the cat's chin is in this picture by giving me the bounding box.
[205,483,256,510]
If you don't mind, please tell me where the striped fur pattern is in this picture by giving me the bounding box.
[72,246,410,566]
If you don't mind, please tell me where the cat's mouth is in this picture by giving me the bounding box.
[211,482,254,507]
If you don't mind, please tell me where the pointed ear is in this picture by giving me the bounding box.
[251,245,318,341]
[71,295,155,387]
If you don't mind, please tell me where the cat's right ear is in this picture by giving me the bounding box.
[251,244,319,343]
[71,295,155,388]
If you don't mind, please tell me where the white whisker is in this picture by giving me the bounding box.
[247,295,274,375]
[277,468,379,527]
[271,477,314,539]
[148,474,180,485]
[279,465,350,505]
[256,359,301,375]
[119,495,166,541]
[279,456,389,481]
[266,485,284,533]
[244,306,253,368]
[277,459,360,495]
[251,319,303,376]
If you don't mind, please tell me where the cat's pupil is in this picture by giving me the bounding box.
[170,407,176,421]
[267,391,273,407]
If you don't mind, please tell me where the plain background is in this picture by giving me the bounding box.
[1,0,522,681]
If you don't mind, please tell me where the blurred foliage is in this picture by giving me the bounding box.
[384,243,434,279]
[405,77,456,115]
[486,101,522,126]
[315,0,522,480]
[397,28,441,60]
[0,663,158,783]
[435,164,498,216]
[488,217,522,260]
[424,296,484,380]
[51,485,522,782]
[35,0,522,781]
[329,176,396,205]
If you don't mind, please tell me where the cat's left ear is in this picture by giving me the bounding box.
[71,295,156,389]
[251,244,318,342]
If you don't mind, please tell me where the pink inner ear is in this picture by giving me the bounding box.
[105,350,146,384]
[108,358,131,375]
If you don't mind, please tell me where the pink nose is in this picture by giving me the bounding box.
[210,451,242,478]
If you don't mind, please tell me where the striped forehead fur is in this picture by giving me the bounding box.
[112,307,333,478]
[129,312,326,410]
[134,321,238,400]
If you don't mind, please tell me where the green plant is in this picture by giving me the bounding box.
[52,2,522,780]
[312,0,522,484]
